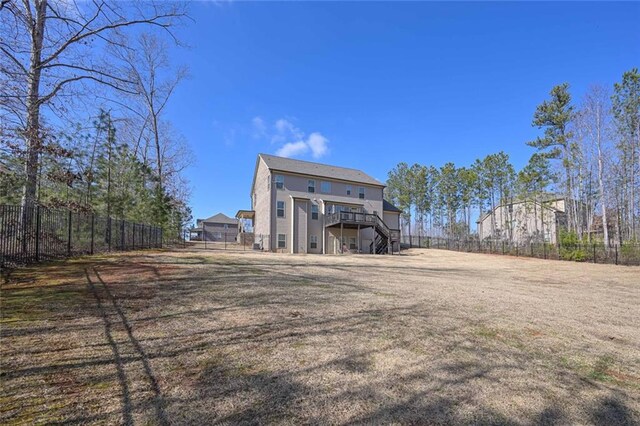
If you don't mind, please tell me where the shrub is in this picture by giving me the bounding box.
[559,231,587,262]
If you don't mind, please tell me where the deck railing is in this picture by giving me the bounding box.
[324,211,399,242]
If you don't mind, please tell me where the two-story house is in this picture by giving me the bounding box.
[240,154,400,254]
[191,213,239,242]
[476,196,579,243]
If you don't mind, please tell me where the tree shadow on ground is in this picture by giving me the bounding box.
[1,251,639,425]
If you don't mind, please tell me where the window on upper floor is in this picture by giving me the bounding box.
[308,179,315,193]
[346,185,352,196]
[358,187,365,199]
[275,174,284,189]
[277,201,285,218]
[321,181,331,193]
[311,204,319,220]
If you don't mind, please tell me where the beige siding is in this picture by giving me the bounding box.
[478,201,560,243]
[271,172,384,215]
[201,222,238,242]
[293,199,308,253]
[252,158,272,250]
[383,211,400,230]
[307,200,323,254]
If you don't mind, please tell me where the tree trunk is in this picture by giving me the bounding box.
[21,0,47,209]
[595,107,609,247]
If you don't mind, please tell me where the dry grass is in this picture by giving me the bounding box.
[1,248,639,425]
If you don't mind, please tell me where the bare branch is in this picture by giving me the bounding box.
[39,75,138,105]
[0,46,28,75]
[41,8,185,67]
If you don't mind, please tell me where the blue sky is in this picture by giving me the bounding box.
[166,2,640,221]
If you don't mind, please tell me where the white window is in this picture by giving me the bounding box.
[278,234,286,248]
[275,174,284,189]
[311,204,319,220]
[214,232,222,239]
[358,187,365,199]
[310,235,318,249]
[277,201,285,218]
[346,185,352,196]
[321,181,331,193]
[349,237,357,250]
[224,224,229,230]
[308,179,315,193]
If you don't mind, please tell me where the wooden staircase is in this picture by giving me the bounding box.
[369,215,390,255]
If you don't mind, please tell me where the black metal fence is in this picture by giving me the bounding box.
[1,205,162,268]
[402,236,640,266]
[186,232,269,251]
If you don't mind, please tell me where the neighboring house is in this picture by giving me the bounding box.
[477,197,570,243]
[192,213,239,242]
[241,154,401,254]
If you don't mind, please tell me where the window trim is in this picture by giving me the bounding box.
[346,185,352,196]
[310,235,318,249]
[308,179,315,193]
[276,200,285,218]
[358,186,365,199]
[311,204,319,220]
[277,233,286,248]
[275,174,284,190]
[349,237,357,250]
[321,181,331,194]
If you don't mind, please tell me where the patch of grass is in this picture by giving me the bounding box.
[588,355,616,382]
[88,381,112,390]
[373,291,395,297]
[475,326,499,339]
[290,340,307,349]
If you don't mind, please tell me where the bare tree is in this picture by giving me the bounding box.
[578,86,613,245]
[114,32,188,192]
[0,0,186,209]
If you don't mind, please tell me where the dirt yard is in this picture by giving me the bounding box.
[1,248,639,425]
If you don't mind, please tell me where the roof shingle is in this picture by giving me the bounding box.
[259,154,384,187]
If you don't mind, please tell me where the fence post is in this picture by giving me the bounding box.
[35,205,41,262]
[593,243,596,263]
[90,214,95,255]
[225,231,227,250]
[108,217,111,252]
[67,210,72,257]
[132,223,135,250]
[543,242,547,259]
[121,220,125,250]
[530,242,533,257]
[615,244,618,265]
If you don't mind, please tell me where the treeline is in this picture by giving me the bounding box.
[386,69,640,244]
[0,1,191,240]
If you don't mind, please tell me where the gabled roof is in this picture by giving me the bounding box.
[383,199,401,213]
[257,154,385,187]
[198,213,238,225]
